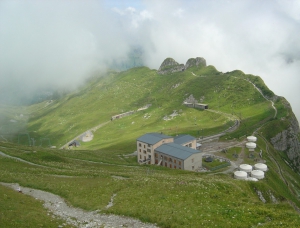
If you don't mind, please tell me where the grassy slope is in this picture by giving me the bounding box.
[0,182,74,228]
[0,141,300,228]
[22,66,272,151]
[1,65,300,227]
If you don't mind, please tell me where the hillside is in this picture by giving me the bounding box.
[0,57,300,227]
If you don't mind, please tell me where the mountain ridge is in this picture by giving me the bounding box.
[1,56,300,227]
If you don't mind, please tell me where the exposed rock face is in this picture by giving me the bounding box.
[157,57,207,74]
[185,57,206,69]
[271,102,300,171]
[157,58,185,74]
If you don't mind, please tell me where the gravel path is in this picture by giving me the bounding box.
[1,182,158,228]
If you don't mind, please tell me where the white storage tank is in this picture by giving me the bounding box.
[254,163,268,171]
[251,170,265,179]
[247,136,257,142]
[234,171,247,180]
[246,142,256,149]
[239,164,253,172]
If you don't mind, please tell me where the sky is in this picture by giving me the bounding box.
[0,0,299,121]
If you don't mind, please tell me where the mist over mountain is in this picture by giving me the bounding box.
[0,0,299,121]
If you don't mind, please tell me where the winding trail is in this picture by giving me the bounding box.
[200,76,278,174]
[0,182,158,228]
[235,77,277,119]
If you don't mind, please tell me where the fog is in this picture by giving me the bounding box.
[0,0,299,121]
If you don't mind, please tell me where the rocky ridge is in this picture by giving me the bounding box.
[158,57,206,74]
[271,100,300,172]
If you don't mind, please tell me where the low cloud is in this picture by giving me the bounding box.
[0,0,299,121]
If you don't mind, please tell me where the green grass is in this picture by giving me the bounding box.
[0,184,74,228]
[15,66,273,151]
[0,62,299,227]
[1,142,300,227]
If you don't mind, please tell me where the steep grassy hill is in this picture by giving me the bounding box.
[20,64,272,150]
[0,57,300,227]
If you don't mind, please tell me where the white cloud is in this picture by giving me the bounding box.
[0,0,299,121]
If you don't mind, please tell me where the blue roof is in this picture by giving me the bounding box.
[174,135,195,145]
[155,143,200,160]
[137,133,173,144]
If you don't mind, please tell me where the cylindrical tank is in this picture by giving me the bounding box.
[251,170,264,179]
[254,163,268,171]
[239,164,253,172]
[246,142,256,149]
[247,136,257,142]
[234,171,247,180]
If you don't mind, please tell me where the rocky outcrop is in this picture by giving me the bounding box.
[185,57,206,69]
[271,101,300,171]
[157,58,185,74]
[157,57,207,74]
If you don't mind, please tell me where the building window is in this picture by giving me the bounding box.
[143,150,146,154]
[139,149,141,152]
[169,164,172,168]
[192,166,194,170]
[144,145,146,148]
[144,156,146,160]
[148,144,151,147]
[139,143,141,147]
[174,159,176,164]
[192,158,194,163]
[147,149,151,152]
[179,161,181,165]
[155,153,158,158]
[169,158,172,162]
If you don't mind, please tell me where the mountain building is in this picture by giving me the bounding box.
[137,133,202,171]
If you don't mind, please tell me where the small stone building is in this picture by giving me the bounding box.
[194,103,209,110]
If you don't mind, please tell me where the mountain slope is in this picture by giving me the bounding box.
[0,57,300,227]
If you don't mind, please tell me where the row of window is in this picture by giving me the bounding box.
[155,153,182,165]
[138,149,151,154]
[139,155,151,160]
[138,143,151,148]
[155,159,182,169]
[185,143,193,147]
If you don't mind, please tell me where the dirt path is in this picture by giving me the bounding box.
[1,182,158,228]
[201,140,245,153]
